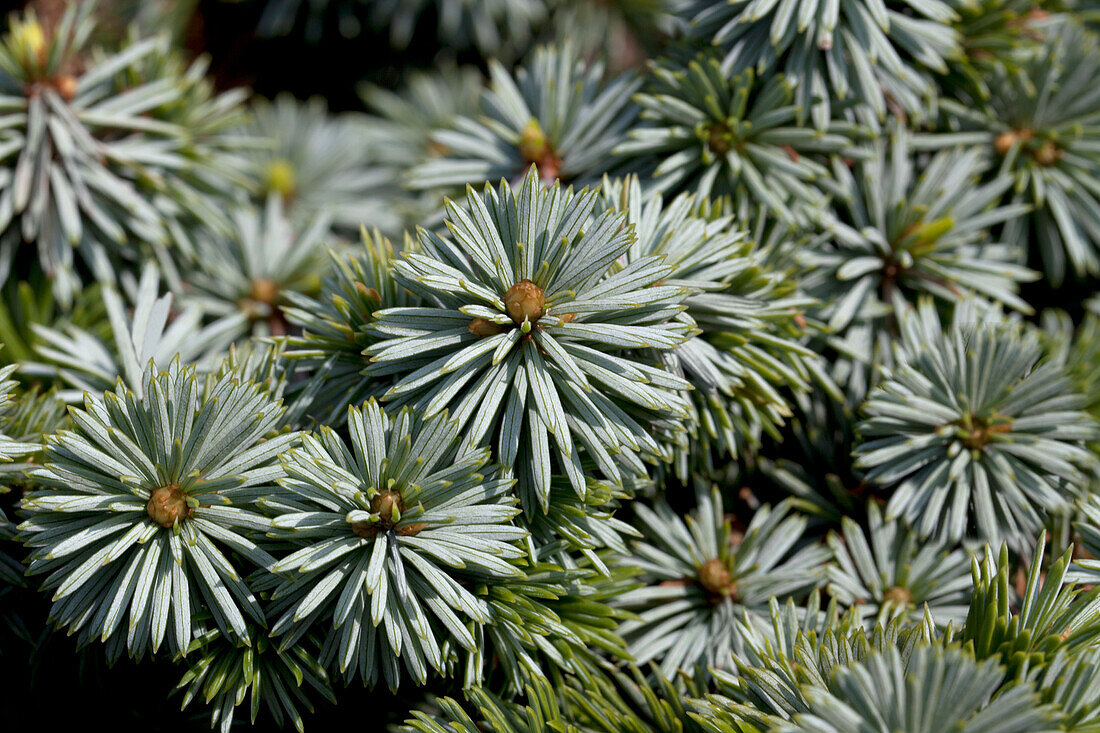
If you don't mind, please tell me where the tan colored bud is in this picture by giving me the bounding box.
[54,74,77,101]
[956,414,1012,451]
[370,490,404,528]
[351,520,377,539]
[468,317,503,338]
[355,282,381,304]
[698,558,733,597]
[706,122,734,156]
[504,279,545,325]
[249,277,280,307]
[1034,140,1060,167]
[147,485,191,528]
[993,131,1018,156]
[883,586,912,606]
[996,127,1036,156]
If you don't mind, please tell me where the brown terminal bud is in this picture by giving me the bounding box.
[1034,140,1061,167]
[54,74,77,101]
[351,520,378,539]
[883,586,913,606]
[698,558,734,597]
[504,279,545,325]
[705,122,733,156]
[397,522,428,537]
[955,414,1012,451]
[993,131,1018,156]
[249,277,280,307]
[355,282,381,304]
[995,128,1033,156]
[468,317,504,338]
[370,490,405,529]
[147,485,191,528]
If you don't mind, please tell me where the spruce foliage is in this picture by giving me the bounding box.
[7,1,1100,731]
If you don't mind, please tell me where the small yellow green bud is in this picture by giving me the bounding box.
[264,158,297,198]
